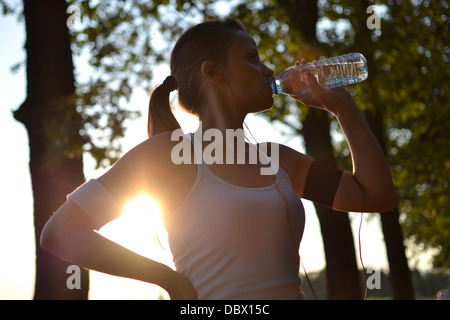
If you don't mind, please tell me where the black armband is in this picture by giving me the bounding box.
[302,161,344,208]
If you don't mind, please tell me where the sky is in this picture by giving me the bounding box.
[0,9,432,300]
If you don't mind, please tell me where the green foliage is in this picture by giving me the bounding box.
[350,1,449,269]
[383,1,450,269]
[68,0,159,167]
[0,0,16,15]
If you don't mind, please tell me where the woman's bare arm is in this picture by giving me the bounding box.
[288,60,398,213]
[40,133,197,299]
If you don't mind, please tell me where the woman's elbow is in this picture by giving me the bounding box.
[39,201,94,258]
[384,189,400,212]
[40,217,59,255]
[370,189,400,213]
[40,212,70,257]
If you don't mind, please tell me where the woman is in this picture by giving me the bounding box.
[40,18,398,300]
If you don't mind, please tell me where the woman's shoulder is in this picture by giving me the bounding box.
[98,131,197,213]
[129,131,188,165]
[136,130,178,153]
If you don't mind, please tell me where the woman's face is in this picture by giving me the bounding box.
[221,31,274,114]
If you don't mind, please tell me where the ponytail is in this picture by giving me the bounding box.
[148,18,245,137]
[147,75,181,137]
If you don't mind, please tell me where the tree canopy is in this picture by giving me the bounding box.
[318,0,449,269]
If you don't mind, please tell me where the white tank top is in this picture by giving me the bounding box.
[163,134,306,300]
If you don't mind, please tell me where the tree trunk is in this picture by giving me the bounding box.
[303,109,362,299]
[15,0,88,299]
[364,110,415,299]
[350,0,414,299]
[276,0,362,299]
[380,209,415,299]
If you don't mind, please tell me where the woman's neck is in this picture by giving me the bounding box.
[197,92,246,134]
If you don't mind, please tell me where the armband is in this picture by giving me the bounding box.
[67,179,120,230]
[302,161,344,208]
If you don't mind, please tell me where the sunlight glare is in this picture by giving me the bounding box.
[173,108,199,133]
[91,195,174,300]
[122,195,161,225]
[99,195,171,264]
[120,195,166,249]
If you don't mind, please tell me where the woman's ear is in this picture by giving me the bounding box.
[201,61,225,85]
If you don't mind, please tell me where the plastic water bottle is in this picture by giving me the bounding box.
[270,53,368,96]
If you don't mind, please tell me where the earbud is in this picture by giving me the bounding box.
[216,72,226,81]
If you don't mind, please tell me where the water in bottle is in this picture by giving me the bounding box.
[270,53,368,96]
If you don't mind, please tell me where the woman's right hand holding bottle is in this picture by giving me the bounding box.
[293,59,357,117]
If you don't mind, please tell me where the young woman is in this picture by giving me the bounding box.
[40,18,398,300]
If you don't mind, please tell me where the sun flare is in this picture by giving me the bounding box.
[98,195,172,265]
[122,195,162,227]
